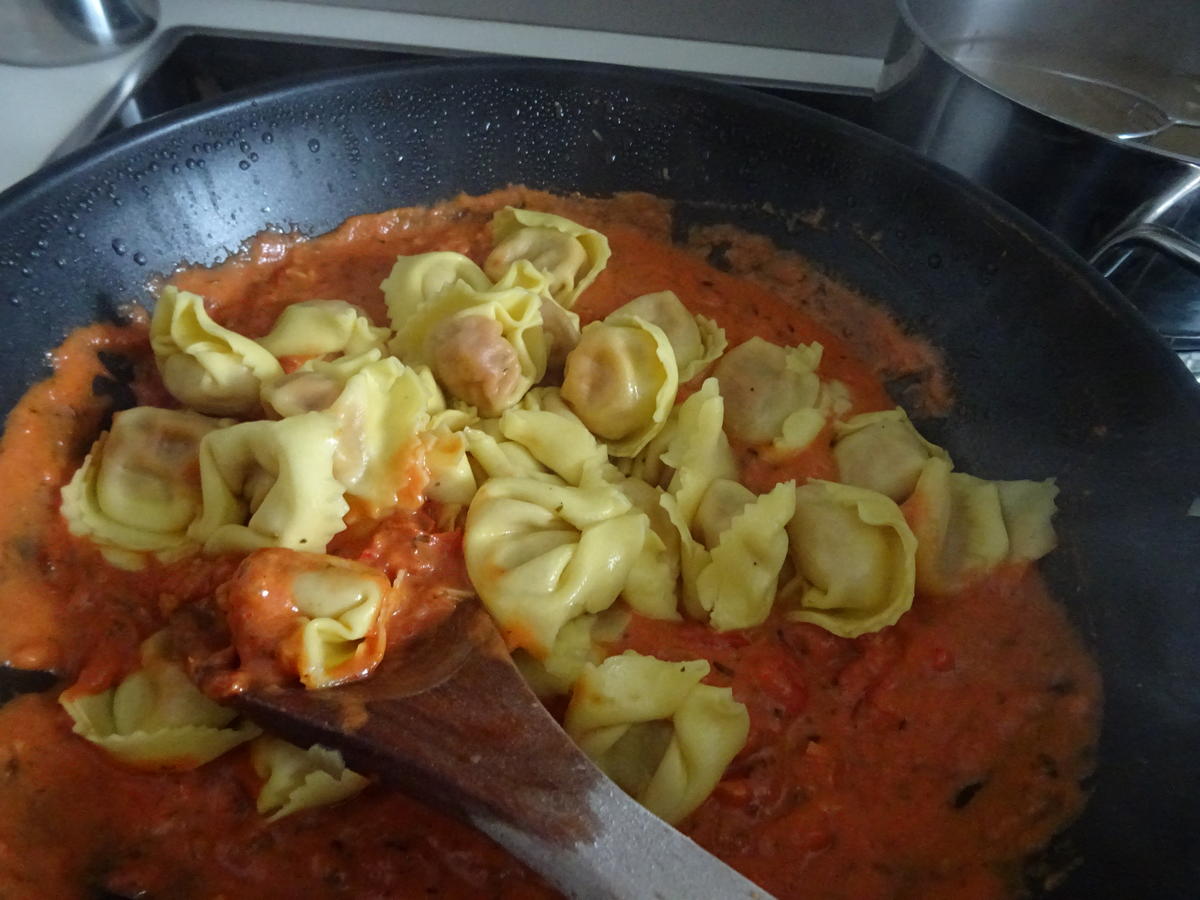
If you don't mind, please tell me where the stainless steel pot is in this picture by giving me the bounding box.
[872,0,1200,349]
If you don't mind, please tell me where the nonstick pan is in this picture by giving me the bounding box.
[0,59,1197,898]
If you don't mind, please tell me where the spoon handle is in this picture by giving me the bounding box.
[234,600,771,899]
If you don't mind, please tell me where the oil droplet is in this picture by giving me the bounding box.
[307,139,320,153]
[133,252,147,266]
[238,160,250,170]
[112,239,127,256]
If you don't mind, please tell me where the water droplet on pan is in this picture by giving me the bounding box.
[112,239,127,256]
[307,139,320,153]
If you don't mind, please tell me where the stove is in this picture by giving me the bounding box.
[3,0,1197,377]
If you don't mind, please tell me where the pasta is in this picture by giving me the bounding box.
[220,549,396,689]
[564,651,749,824]
[561,317,679,457]
[607,291,726,381]
[463,474,647,657]
[150,286,283,417]
[189,412,350,554]
[667,479,797,630]
[484,207,611,308]
[258,299,390,361]
[379,251,491,327]
[903,458,1058,595]
[251,736,370,821]
[832,407,950,502]
[712,336,825,447]
[59,632,260,770]
[785,480,918,638]
[390,277,547,416]
[60,406,228,567]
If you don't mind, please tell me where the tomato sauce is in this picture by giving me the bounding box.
[0,188,1099,899]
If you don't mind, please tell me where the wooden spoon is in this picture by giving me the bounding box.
[233,597,773,900]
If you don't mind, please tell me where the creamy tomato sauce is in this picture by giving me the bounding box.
[0,188,1099,899]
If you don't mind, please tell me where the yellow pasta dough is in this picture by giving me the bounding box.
[786,480,918,637]
[150,286,283,417]
[667,479,797,630]
[189,412,350,554]
[463,474,647,657]
[60,406,228,567]
[258,299,389,361]
[564,650,749,824]
[251,736,369,821]
[485,207,610,309]
[379,251,491,328]
[561,317,679,457]
[712,337,824,447]
[59,632,259,770]
[607,291,726,382]
[832,407,950,502]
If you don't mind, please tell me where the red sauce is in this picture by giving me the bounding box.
[0,189,1099,899]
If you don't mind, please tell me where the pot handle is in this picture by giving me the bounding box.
[1089,222,1200,278]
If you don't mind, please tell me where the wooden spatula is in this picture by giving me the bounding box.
[233,597,773,900]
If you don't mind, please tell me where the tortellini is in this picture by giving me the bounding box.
[512,609,629,698]
[379,251,491,329]
[258,300,389,362]
[60,406,227,568]
[608,291,726,382]
[251,736,370,821]
[317,356,441,513]
[564,651,749,824]
[713,337,826,449]
[785,480,918,637]
[903,458,1057,595]
[59,632,260,770]
[390,278,547,416]
[463,474,647,658]
[485,207,610,309]
[503,388,610,485]
[659,378,737,523]
[151,286,283,417]
[666,479,796,630]
[996,478,1059,562]
[220,549,396,689]
[611,475,681,621]
[561,317,679,457]
[833,408,950,502]
[189,412,349,555]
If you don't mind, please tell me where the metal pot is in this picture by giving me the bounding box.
[872,0,1200,349]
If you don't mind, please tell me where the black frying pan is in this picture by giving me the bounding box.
[0,59,1197,898]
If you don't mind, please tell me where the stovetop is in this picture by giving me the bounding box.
[11,19,1200,378]
[98,34,876,139]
